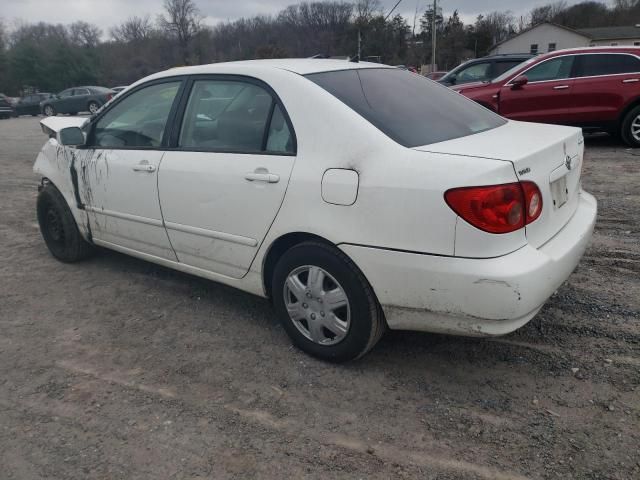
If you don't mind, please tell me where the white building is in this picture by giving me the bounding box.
[490,22,640,55]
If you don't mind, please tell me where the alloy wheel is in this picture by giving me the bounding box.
[283,265,351,345]
[631,114,640,142]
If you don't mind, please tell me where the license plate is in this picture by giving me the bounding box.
[550,176,568,209]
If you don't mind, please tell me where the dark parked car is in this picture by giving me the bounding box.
[456,46,640,146]
[13,93,53,117]
[0,94,13,119]
[438,53,533,87]
[41,86,114,116]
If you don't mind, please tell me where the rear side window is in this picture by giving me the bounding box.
[455,62,492,83]
[574,54,640,77]
[92,81,180,148]
[522,56,574,82]
[179,79,294,154]
[306,68,505,148]
[494,60,522,76]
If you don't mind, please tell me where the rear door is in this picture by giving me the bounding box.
[498,55,576,123]
[71,88,90,113]
[158,76,296,278]
[569,52,640,124]
[77,79,184,259]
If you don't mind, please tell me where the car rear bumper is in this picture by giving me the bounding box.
[339,190,597,336]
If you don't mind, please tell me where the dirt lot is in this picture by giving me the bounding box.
[0,116,638,480]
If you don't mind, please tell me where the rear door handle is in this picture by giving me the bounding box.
[553,85,570,90]
[245,172,280,183]
[623,78,639,83]
[132,162,156,172]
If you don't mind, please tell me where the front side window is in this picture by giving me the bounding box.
[179,79,294,154]
[573,54,640,77]
[456,62,492,83]
[307,68,506,148]
[92,81,180,148]
[522,56,574,82]
[74,89,90,96]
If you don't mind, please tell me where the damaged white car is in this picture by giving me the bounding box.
[33,59,597,361]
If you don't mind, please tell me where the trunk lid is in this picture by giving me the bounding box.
[414,120,584,248]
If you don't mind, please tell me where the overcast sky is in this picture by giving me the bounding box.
[1,0,592,32]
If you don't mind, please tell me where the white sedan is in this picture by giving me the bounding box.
[33,59,597,361]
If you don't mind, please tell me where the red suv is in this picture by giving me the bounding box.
[454,47,640,146]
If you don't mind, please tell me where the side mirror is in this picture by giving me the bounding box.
[58,127,85,146]
[511,75,528,88]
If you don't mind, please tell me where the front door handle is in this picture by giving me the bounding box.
[133,161,156,172]
[623,78,639,83]
[245,172,280,183]
[553,85,570,90]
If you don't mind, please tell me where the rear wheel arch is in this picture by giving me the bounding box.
[618,97,640,125]
[262,232,334,299]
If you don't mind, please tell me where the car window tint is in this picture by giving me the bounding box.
[93,81,180,148]
[74,89,90,96]
[494,61,522,76]
[179,80,274,152]
[266,104,294,154]
[456,62,492,83]
[59,89,73,98]
[574,54,640,77]
[523,56,574,82]
[307,68,506,148]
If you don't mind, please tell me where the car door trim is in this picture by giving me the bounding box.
[164,221,259,247]
[85,206,164,227]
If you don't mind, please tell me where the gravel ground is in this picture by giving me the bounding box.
[0,116,638,480]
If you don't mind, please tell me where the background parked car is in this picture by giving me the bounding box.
[0,94,13,119]
[41,86,114,116]
[12,93,53,117]
[438,53,533,86]
[455,46,640,147]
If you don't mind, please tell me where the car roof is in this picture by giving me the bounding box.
[151,58,393,79]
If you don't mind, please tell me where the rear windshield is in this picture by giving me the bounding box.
[306,68,506,147]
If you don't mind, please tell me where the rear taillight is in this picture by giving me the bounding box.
[106,93,113,101]
[445,181,543,234]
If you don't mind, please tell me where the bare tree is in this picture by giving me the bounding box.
[158,0,203,64]
[111,16,154,43]
[69,21,102,48]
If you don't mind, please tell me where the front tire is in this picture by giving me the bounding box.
[620,105,640,147]
[37,184,94,262]
[272,242,385,362]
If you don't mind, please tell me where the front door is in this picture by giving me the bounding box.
[158,78,297,278]
[499,55,576,124]
[77,79,183,260]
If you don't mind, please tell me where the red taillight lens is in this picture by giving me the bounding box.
[445,181,543,234]
[106,93,113,101]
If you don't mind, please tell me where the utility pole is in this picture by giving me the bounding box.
[431,0,437,73]
[357,29,361,59]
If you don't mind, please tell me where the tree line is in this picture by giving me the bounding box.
[2,0,640,96]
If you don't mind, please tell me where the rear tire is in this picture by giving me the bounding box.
[272,241,385,362]
[88,101,99,114]
[620,105,640,147]
[37,184,95,262]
